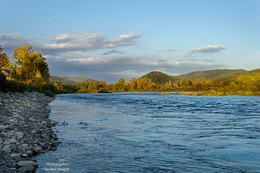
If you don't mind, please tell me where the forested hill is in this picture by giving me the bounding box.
[245,68,260,75]
[141,69,252,84]
[176,69,246,81]
[50,76,94,84]
[141,71,173,84]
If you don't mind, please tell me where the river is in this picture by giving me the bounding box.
[35,93,260,173]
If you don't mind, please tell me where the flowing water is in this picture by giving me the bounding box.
[35,93,260,173]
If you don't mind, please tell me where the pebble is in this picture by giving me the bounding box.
[27,150,33,157]
[0,91,58,172]
[18,165,35,173]
[14,132,24,140]
[17,160,38,167]
[0,125,8,129]
[6,138,17,144]
[2,145,11,153]
[22,154,28,158]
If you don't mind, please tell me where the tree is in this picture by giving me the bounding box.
[116,78,126,91]
[192,77,207,91]
[165,80,174,91]
[129,78,138,91]
[180,78,192,90]
[12,44,50,84]
[53,80,65,93]
[0,45,11,69]
[136,78,153,91]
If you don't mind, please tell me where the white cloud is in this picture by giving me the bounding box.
[112,32,141,46]
[177,57,197,61]
[0,33,38,52]
[203,59,215,62]
[46,53,226,83]
[0,33,227,82]
[160,48,177,52]
[42,32,141,54]
[0,32,141,55]
[43,43,79,49]
[103,49,124,55]
[189,45,226,54]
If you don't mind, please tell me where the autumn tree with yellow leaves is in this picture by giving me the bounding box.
[11,44,50,88]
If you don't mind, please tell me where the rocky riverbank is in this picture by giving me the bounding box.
[0,92,58,173]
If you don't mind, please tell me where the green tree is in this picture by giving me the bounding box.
[129,78,138,91]
[116,78,126,91]
[165,80,174,91]
[53,80,65,93]
[0,45,11,69]
[180,78,192,91]
[12,44,50,84]
[136,78,153,91]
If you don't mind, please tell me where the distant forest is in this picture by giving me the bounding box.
[1,44,260,96]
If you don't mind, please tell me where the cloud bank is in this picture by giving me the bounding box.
[42,32,141,54]
[46,53,225,82]
[0,32,141,55]
[0,33,226,82]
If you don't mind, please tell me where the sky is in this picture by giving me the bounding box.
[0,0,259,83]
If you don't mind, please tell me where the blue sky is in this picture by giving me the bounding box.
[0,0,259,82]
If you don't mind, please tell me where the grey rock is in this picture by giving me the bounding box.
[10,153,21,160]
[18,165,35,173]
[17,160,38,168]
[6,138,17,144]
[0,91,57,172]
[21,144,29,148]
[22,154,28,158]
[7,131,15,137]
[8,119,17,126]
[3,141,9,145]
[34,146,42,151]
[0,138,3,144]
[27,150,33,156]
[29,118,37,122]
[0,125,8,129]
[0,132,7,138]
[3,145,11,153]
[39,150,45,153]
[15,132,24,139]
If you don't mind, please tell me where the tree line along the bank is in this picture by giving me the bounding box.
[0,44,57,96]
[1,44,260,96]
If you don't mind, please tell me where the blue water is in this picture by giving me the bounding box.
[35,93,260,173]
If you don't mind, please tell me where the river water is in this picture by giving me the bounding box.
[35,93,260,173]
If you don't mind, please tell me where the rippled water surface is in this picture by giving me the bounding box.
[35,93,260,172]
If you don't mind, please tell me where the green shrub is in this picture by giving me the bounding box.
[98,88,111,93]
[42,84,58,97]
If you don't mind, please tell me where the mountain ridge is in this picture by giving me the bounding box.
[141,68,259,84]
[50,68,260,84]
[50,76,95,84]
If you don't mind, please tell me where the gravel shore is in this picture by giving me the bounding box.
[0,92,58,173]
